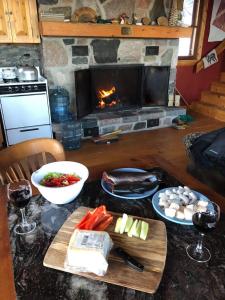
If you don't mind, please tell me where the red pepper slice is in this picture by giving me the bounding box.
[76,211,93,229]
[76,205,107,230]
[94,216,113,231]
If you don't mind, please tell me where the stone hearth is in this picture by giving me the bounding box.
[53,106,186,141]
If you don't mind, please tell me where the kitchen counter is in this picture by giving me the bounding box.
[9,168,225,300]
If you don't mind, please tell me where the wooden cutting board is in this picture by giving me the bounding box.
[43,206,167,294]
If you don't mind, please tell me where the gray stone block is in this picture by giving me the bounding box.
[161,49,173,65]
[72,57,88,65]
[168,39,179,46]
[139,109,165,120]
[162,117,173,125]
[133,122,146,130]
[72,46,88,56]
[101,126,117,135]
[164,107,186,116]
[144,56,157,64]
[0,45,41,67]
[98,117,121,127]
[118,124,133,132]
[91,39,120,63]
[63,39,75,45]
[81,118,98,128]
[145,46,159,56]
[122,115,139,123]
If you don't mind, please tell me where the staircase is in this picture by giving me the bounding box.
[191,72,225,122]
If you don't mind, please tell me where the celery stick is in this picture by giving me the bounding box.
[133,220,142,238]
[120,213,128,234]
[128,219,138,237]
[114,217,122,233]
[124,216,133,233]
[140,221,149,240]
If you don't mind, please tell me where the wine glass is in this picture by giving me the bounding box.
[186,201,220,263]
[7,179,36,235]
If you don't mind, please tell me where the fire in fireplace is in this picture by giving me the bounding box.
[97,86,120,109]
[75,65,170,119]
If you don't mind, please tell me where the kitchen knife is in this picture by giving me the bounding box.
[113,246,144,272]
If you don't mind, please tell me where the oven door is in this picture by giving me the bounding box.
[0,93,51,129]
[6,125,52,146]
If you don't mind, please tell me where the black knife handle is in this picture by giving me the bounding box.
[114,247,144,272]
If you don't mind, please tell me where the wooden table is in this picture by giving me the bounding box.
[1,154,225,299]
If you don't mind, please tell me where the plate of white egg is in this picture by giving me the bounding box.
[152,186,211,225]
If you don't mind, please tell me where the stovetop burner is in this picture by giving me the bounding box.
[0,66,46,86]
[3,78,19,83]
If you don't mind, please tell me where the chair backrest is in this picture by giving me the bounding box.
[0,138,65,185]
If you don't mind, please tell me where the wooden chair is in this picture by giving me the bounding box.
[0,138,65,185]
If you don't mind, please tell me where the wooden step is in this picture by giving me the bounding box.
[221,72,225,83]
[211,81,225,95]
[201,90,225,108]
[191,102,225,122]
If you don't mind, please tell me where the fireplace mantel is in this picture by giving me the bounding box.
[39,22,193,39]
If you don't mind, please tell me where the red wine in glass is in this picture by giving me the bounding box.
[7,179,36,235]
[186,201,220,263]
[192,212,217,234]
[10,187,31,209]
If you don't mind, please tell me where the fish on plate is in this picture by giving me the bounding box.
[102,170,161,194]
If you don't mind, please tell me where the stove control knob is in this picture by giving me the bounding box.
[8,86,12,92]
[21,86,25,91]
[27,85,32,91]
[14,86,19,92]
[34,85,38,91]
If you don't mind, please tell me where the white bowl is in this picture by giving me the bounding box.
[31,161,89,204]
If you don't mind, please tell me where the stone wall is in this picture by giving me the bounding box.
[39,0,179,113]
[38,0,172,21]
[42,36,178,108]
[0,45,41,68]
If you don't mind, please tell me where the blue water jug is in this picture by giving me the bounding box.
[62,121,82,150]
[49,86,70,123]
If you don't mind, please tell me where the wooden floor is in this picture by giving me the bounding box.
[65,112,225,210]
[66,112,223,176]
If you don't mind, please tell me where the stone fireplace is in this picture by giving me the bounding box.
[39,0,186,137]
[75,64,170,118]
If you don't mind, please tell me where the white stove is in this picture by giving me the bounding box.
[0,67,47,94]
[0,66,52,146]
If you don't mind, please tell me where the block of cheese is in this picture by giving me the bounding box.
[65,229,113,276]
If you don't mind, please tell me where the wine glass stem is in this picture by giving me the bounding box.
[196,233,204,253]
[20,208,28,226]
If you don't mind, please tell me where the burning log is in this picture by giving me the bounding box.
[97,86,120,109]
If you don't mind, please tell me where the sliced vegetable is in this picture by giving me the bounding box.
[114,217,122,233]
[40,172,81,187]
[128,219,138,237]
[114,214,149,240]
[77,211,92,229]
[140,221,149,240]
[133,220,142,238]
[94,216,113,231]
[124,216,133,233]
[75,205,112,232]
[120,213,128,234]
